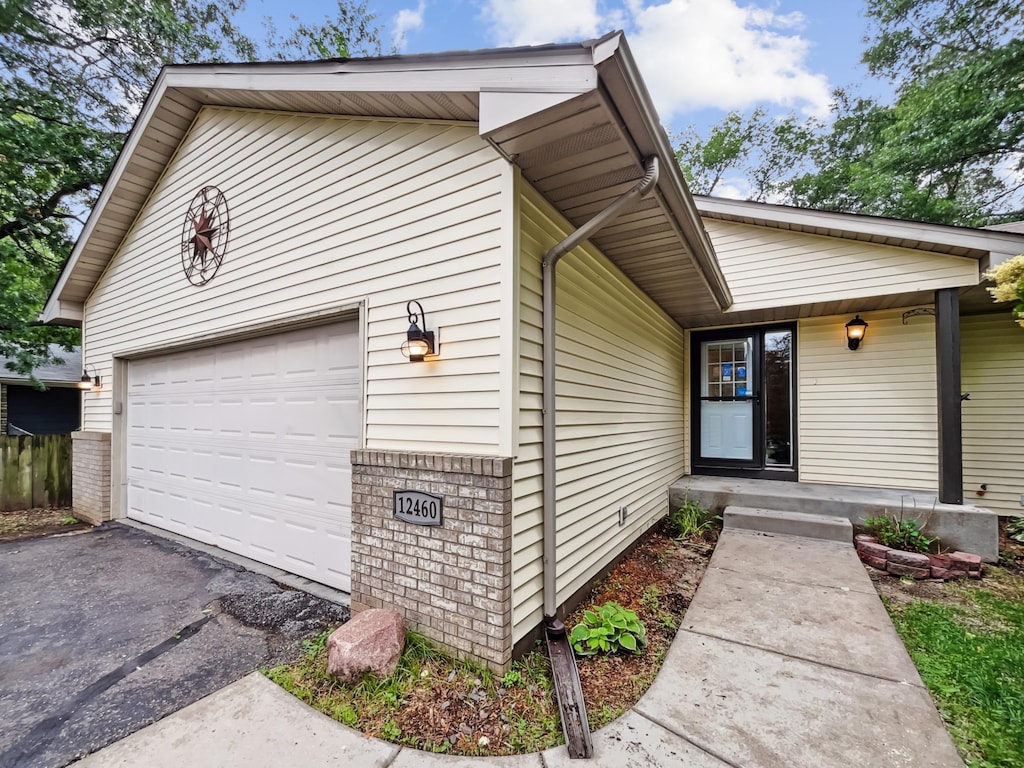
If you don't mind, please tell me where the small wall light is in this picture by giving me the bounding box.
[845,315,868,351]
[399,300,438,362]
[78,365,102,392]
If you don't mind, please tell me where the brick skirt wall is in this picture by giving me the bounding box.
[350,450,513,671]
[71,431,111,525]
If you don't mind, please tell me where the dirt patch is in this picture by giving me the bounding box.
[567,526,714,725]
[0,506,90,543]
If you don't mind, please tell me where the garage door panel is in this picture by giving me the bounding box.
[126,322,358,592]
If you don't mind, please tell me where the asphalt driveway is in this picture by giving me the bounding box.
[0,524,349,768]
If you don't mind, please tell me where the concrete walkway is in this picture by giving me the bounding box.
[74,530,965,768]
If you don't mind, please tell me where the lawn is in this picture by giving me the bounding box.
[878,537,1024,768]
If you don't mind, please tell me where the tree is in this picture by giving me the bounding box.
[0,0,382,375]
[678,0,1024,227]
[675,109,819,201]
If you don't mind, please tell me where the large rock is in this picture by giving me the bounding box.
[326,609,406,683]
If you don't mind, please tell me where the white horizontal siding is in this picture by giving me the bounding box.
[798,309,938,490]
[962,314,1024,516]
[704,219,979,311]
[84,107,512,455]
[512,182,687,644]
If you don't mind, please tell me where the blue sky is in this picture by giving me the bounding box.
[241,1,887,136]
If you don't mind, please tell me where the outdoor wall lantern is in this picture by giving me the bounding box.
[400,300,438,362]
[78,365,102,392]
[845,315,868,351]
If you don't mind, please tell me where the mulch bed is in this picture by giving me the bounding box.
[0,506,91,543]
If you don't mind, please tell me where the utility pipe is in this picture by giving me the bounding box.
[541,156,660,619]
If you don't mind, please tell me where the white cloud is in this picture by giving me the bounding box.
[478,0,832,119]
[393,1,427,51]
[629,0,832,119]
[481,0,607,47]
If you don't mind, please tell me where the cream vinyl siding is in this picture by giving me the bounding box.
[798,309,938,490]
[83,107,512,454]
[962,314,1024,516]
[705,219,978,311]
[512,183,687,643]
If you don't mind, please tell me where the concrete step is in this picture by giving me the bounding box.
[723,506,853,544]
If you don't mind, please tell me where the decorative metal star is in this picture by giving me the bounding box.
[189,206,219,267]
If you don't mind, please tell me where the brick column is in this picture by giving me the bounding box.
[71,431,111,524]
[0,383,7,434]
[350,450,513,672]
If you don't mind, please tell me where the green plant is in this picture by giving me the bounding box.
[569,602,647,656]
[865,512,936,554]
[501,669,522,687]
[668,498,719,540]
[301,631,329,660]
[1007,517,1024,545]
[60,515,79,525]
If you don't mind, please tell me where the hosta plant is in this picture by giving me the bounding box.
[569,602,647,657]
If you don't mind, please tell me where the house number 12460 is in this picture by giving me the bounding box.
[393,490,443,526]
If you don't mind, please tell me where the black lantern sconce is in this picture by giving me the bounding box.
[845,315,868,351]
[78,364,102,393]
[399,300,439,362]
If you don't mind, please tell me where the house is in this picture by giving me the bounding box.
[40,33,1024,671]
[0,345,83,435]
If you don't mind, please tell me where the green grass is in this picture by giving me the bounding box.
[887,583,1024,767]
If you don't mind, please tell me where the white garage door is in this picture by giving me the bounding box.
[126,322,360,592]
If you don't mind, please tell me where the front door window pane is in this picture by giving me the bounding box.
[764,330,793,466]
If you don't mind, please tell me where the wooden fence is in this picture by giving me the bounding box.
[0,435,73,512]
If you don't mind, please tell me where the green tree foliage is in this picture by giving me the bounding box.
[676,108,820,201]
[0,0,382,374]
[678,0,1024,227]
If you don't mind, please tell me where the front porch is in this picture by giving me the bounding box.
[670,475,999,561]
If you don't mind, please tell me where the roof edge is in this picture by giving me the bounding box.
[695,196,1024,257]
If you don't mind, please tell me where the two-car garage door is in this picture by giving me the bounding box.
[126,322,359,592]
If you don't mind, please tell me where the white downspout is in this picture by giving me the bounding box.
[541,156,660,620]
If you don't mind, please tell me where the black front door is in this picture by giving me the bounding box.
[692,325,796,479]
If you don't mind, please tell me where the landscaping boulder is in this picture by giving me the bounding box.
[326,609,406,683]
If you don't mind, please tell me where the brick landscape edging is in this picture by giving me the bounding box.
[855,534,982,580]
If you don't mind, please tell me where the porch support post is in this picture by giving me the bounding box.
[935,287,963,504]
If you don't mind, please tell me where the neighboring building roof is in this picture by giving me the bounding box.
[0,345,82,385]
[41,32,732,329]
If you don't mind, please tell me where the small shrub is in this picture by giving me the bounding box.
[569,602,647,656]
[865,512,935,554]
[1007,517,1024,545]
[668,498,719,540]
[60,515,79,525]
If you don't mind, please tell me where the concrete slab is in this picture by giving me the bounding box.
[708,529,877,593]
[682,566,924,683]
[671,475,998,560]
[74,673,398,768]
[390,749,543,767]
[723,505,853,543]
[638,631,964,768]
[542,710,731,768]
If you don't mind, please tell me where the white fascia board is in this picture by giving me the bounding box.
[696,196,1024,257]
[38,299,83,326]
[478,90,593,135]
